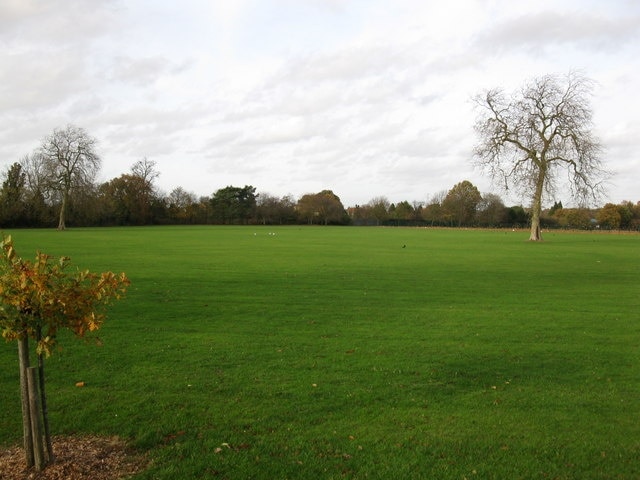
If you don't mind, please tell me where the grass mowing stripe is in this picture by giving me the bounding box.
[1,226,639,478]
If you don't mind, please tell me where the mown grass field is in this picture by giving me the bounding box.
[1,226,639,479]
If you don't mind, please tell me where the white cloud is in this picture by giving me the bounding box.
[0,0,638,207]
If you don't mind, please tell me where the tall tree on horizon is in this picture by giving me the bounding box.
[38,125,101,230]
[473,72,607,241]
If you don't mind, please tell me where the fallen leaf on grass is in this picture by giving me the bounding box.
[162,431,186,443]
[214,443,250,454]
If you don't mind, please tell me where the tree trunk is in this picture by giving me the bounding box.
[19,334,53,470]
[529,164,546,241]
[27,367,46,471]
[57,191,67,230]
[36,326,54,462]
[529,207,542,241]
[18,337,34,468]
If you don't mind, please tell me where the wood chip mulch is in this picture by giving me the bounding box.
[0,435,149,480]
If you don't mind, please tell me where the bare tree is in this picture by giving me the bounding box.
[21,152,52,201]
[131,157,160,188]
[477,193,508,227]
[367,196,391,226]
[473,72,606,241]
[255,193,296,225]
[128,158,161,224]
[38,125,101,230]
[167,187,198,224]
[17,154,53,226]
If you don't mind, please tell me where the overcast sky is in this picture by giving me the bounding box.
[1,0,638,207]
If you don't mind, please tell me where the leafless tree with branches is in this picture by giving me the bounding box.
[473,72,607,240]
[38,125,101,230]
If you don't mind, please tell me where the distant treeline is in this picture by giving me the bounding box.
[1,161,639,230]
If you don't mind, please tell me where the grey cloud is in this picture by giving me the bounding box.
[223,42,434,129]
[0,54,80,111]
[195,37,459,193]
[0,0,124,128]
[66,95,107,117]
[308,0,350,12]
[109,56,171,86]
[395,129,469,160]
[276,46,396,84]
[0,0,120,46]
[476,11,640,54]
[97,104,209,159]
[107,56,193,87]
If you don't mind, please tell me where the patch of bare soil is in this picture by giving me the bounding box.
[0,435,148,480]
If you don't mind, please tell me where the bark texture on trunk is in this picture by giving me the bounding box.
[27,367,46,471]
[36,326,54,463]
[529,164,546,241]
[57,192,67,230]
[529,208,542,241]
[18,334,53,470]
[18,338,34,468]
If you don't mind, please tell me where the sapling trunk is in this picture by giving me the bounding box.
[36,326,54,462]
[18,336,34,468]
[27,367,46,471]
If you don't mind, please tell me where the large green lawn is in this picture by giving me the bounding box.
[1,226,639,479]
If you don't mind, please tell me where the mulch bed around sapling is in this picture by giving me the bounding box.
[0,435,148,480]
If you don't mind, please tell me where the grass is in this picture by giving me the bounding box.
[1,226,639,479]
